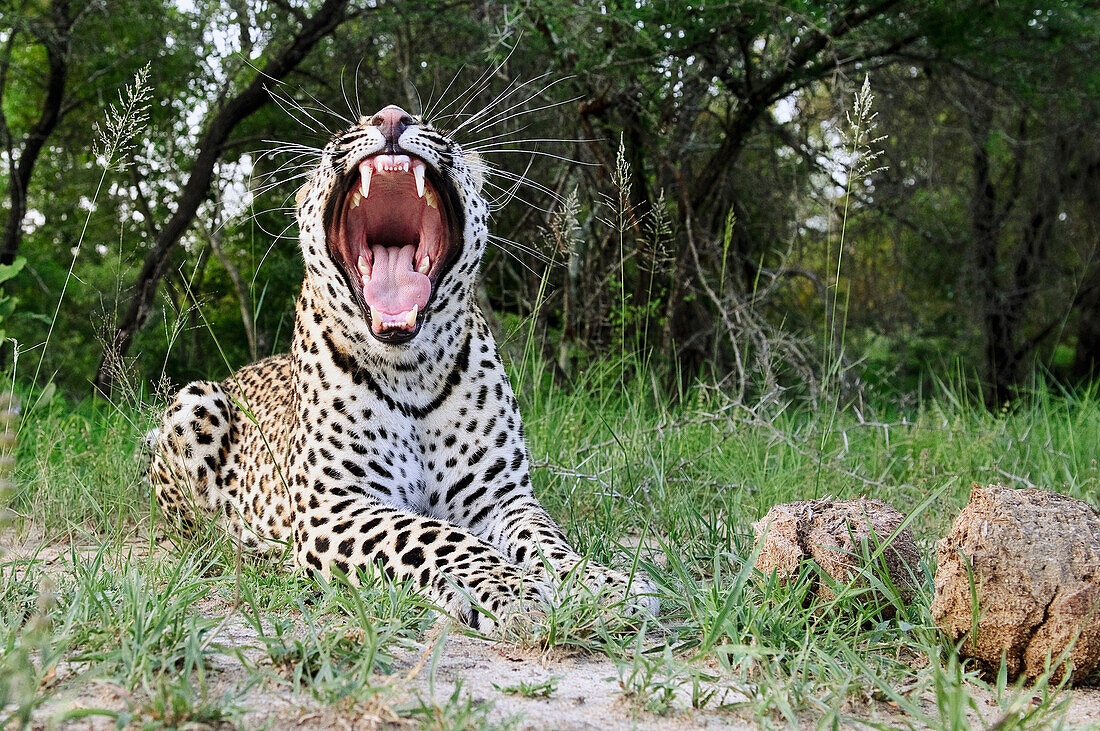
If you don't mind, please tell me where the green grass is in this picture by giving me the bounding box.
[1,364,1098,728]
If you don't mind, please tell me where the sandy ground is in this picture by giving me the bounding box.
[8,536,1100,729]
[32,596,763,730]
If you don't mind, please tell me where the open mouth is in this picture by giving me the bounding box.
[327,153,454,343]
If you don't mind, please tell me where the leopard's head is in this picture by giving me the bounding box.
[296,105,489,347]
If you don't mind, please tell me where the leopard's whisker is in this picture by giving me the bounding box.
[426,43,526,125]
[486,233,557,268]
[267,87,338,136]
[476,148,596,166]
[458,91,583,139]
[465,135,590,151]
[477,163,563,203]
[449,74,562,135]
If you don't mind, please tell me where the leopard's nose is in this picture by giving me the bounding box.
[370,105,416,147]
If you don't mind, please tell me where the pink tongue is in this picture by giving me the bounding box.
[362,244,431,315]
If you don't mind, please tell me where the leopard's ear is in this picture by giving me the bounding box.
[464,151,485,195]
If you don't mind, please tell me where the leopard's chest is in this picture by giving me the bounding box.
[285,340,522,519]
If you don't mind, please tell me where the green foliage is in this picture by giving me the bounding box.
[8,388,154,531]
[0,0,1094,401]
[0,257,25,345]
[493,676,559,698]
[405,679,513,731]
[63,548,219,688]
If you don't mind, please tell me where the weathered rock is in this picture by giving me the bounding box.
[932,485,1100,684]
[752,498,921,606]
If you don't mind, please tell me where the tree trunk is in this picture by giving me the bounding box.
[93,0,352,396]
[203,204,259,361]
[1072,157,1100,379]
[968,107,1019,406]
[1073,277,1100,379]
[0,0,74,266]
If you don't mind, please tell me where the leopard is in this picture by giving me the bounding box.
[149,104,658,634]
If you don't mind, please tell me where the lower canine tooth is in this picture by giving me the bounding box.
[405,306,418,327]
[369,305,382,327]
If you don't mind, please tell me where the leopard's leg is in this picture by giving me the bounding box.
[433,474,659,616]
[489,496,658,616]
[420,320,658,615]
[295,497,551,635]
[150,382,275,551]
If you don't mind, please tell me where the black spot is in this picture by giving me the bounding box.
[484,457,507,483]
[368,460,393,479]
[403,547,426,568]
[360,532,383,554]
[360,516,383,533]
[468,503,493,527]
[342,459,366,478]
[446,473,475,502]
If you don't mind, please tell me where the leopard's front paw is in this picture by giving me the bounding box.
[559,561,660,618]
[444,568,554,637]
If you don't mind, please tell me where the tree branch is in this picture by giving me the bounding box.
[1,0,75,266]
[94,0,354,395]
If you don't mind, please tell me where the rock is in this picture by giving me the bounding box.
[751,498,921,606]
[931,485,1100,684]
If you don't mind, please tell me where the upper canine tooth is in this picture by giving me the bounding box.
[416,255,430,274]
[357,255,371,277]
[361,166,372,198]
[413,163,425,198]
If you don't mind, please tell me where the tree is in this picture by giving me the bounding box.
[93,0,356,395]
[0,0,77,266]
[850,1,1100,402]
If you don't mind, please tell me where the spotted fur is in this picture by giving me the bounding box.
[149,108,657,633]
